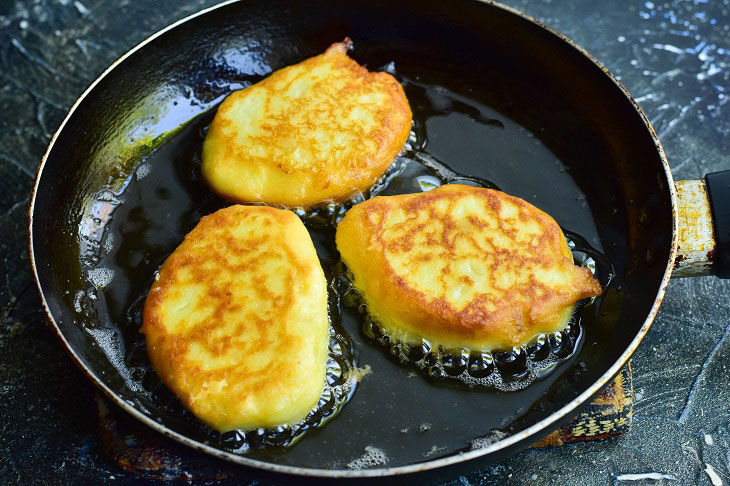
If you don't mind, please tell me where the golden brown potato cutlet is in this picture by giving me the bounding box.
[202,39,412,208]
[336,184,602,352]
[142,205,329,432]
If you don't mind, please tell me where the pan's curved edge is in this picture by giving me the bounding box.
[27,0,679,479]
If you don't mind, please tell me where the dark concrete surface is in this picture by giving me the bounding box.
[1,0,729,484]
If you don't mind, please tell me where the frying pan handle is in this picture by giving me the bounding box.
[706,171,730,278]
[673,171,730,278]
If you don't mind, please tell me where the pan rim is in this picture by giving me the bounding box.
[27,0,678,478]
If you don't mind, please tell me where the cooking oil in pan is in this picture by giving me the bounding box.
[73,69,616,466]
[73,114,361,452]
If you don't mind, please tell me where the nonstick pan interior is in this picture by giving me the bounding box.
[30,0,674,478]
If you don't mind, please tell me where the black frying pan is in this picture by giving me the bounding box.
[28,0,730,483]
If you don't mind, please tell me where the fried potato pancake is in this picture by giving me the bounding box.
[336,185,602,351]
[141,205,329,432]
[201,40,412,208]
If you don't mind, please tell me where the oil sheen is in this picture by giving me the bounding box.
[73,70,617,468]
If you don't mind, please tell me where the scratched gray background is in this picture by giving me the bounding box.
[1,0,729,484]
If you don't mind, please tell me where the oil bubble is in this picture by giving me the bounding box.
[346,446,389,470]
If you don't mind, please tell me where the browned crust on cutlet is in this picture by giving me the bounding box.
[201,39,412,207]
[144,209,297,352]
[336,185,603,349]
[141,205,328,431]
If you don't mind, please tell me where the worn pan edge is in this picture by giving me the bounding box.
[27,0,679,479]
